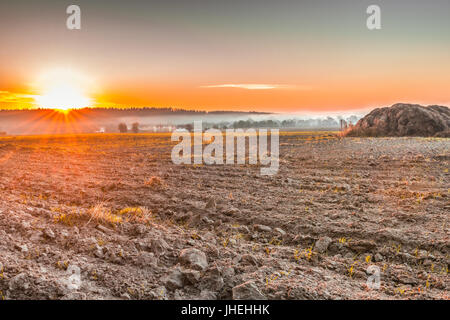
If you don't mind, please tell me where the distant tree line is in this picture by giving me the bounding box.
[177,116,360,130]
[0,107,269,118]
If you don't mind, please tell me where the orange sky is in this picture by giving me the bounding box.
[1,0,450,113]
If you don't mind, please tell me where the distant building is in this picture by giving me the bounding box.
[151,125,175,132]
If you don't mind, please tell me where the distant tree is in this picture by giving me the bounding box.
[131,122,139,133]
[118,123,128,133]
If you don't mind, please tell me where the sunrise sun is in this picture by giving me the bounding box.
[34,68,93,111]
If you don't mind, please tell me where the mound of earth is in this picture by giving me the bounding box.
[346,103,450,137]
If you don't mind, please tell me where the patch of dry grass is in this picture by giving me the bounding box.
[145,176,164,189]
[54,203,153,227]
[118,206,152,224]
[86,202,122,225]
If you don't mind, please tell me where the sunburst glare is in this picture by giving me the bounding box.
[34,68,93,111]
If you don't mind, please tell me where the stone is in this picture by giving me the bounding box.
[232,255,242,264]
[199,290,217,300]
[44,228,55,239]
[232,281,267,300]
[21,221,31,230]
[222,266,235,278]
[136,252,157,267]
[423,259,432,267]
[207,276,224,291]
[120,293,131,300]
[223,207,240,216]
[150,286,168,300]
[349,240,377,252]
[254,224,272,232]
[94,244,103,258]
[61,292,87,300]
[19,244,29,253]
[274,228,286,236]
[164,269,184,290]
[241,254,259,266]
[374,253,384,262]
[237,225,250,234]
[201,216,214,224]
[314,236,332,253]
[9,273,29,291]
[96,224,112,234]
[184,269,202,284]
[203,267,224,291]
[179,248,208,271]
[151,238,171,257]
[134,224,147,236]
[30,231,43,242]
[418,250,428,259]
[202,232,216,244]
[344,252,354,259]
[205,198,216,210]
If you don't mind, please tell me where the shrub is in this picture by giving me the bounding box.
[118,123,128,133]
[131,122,139,133]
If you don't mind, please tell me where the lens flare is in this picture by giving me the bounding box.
[34,69,93,111]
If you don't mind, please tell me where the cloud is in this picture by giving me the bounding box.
[0,91,37,104]
[200,84,312,90]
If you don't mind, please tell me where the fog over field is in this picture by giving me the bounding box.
[0,108,364,135]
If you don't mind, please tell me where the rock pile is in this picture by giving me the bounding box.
[346,103,450,137]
